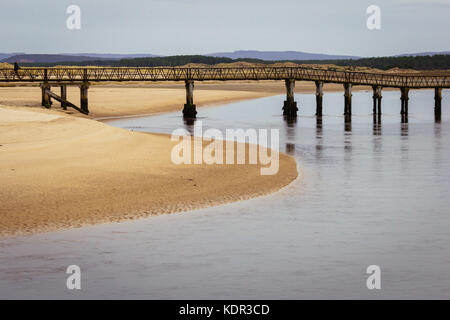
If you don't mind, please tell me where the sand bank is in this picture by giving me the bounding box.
[0,106,297,237]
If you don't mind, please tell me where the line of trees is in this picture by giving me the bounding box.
[296,55,450,70]
[20,54,450,70]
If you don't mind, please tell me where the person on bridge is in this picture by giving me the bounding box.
[14,62,20,75]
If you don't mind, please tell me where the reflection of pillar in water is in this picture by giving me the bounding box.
[316,116,323,131]
[373,114,381,136]
[285,143,295,155]
[344,115,352,132]
[283,113,297,155]
[183,117,196,135]
[401,122,409,137]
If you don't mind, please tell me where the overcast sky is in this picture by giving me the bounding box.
[0,0,449,56]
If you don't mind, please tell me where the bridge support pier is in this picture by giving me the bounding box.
[344,83,352,116]
[80,82,89,114]
[183,80,197,118]
[400,87,410,116]
[40,83,52,108]
[372,86,382,115]
[283,79,298,117]
[435,87,442,122]
[315,81,323,116]
[60,85,67,110]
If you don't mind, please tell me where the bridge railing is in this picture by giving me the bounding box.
[0,67,449,88]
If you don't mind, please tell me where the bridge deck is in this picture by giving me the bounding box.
[1,67,450,88]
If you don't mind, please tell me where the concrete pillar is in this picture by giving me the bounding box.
[372,86,382,115]
[183,80,197,118]
[283,79,298,117]
[316,116,322,129]
[373,113,381,125]
[400,87,410,115]
[401,115,409,124]
[344,83,352,116]
[40,83,52,108]
[315,81,323,116]
[80,82,89,114]
[41,84,46,106]
[435,87,442,122]
[60,85,67,110]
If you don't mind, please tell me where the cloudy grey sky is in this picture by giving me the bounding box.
[0,0,449,56]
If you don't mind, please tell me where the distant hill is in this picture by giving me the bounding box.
[207,50,450,61]
[0,54,12,61]
[0,53,24,61]
[1,54,107,63]
[206,50,360,61]
[1,53,159,63]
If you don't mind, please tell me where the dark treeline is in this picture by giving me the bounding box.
[297,55,450,70]
[19,54,450,70]
[20,55,263,67]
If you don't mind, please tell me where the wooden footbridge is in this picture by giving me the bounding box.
[1,66,448,120]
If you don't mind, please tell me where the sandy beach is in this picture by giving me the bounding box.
[0,81,374,237]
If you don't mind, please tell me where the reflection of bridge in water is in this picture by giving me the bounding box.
[1,67,448,122]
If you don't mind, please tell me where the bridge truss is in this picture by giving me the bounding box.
[1,67,449,88]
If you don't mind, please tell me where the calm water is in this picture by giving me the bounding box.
[1,89,450,299]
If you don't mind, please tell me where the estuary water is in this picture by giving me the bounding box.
[1,89,450,299]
